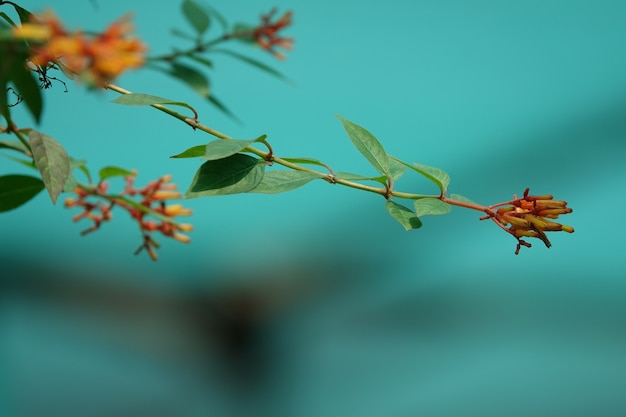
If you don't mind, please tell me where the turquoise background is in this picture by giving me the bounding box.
[2,1,626,416]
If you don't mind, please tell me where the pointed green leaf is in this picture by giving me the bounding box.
[385,201,422,231]
[204,138,256,160]
[63,174,78,192]
[0,12,17,27]
[170,145,206,158]
[0,174,44,212]
[282,157,327,167]
[110,93,196,114]
[412,162,450,191]
[28,131,70,204]
[212,49,288,81]
[99,166,134,181]
[185,153,265,198]
[449,193,478,205]
[389,156,450,192]
[205,4,228,32]
[388,156,408,182]
[337,115,389,176]
[250,171,321,194]
[414,198,451,216]
[334,172,387,185]
[181,0,210,35]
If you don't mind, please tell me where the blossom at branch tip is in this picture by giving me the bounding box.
[252,9,294,60]
[12,10,146,87]
[489,188,574,254]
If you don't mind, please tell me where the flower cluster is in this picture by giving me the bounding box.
[487,188,574,254]
[252,9,294,60]
[65,173,192,260]
[13,10,146,87]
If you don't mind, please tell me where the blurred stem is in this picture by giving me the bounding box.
[147,30,254,62]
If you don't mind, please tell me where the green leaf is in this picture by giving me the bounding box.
[232,23,256,43]
[181,0,210,35]
[449,193,478,205]
[70,158,91,183]
[185,153,265,198]
[204,138,260,160]
[28,131,70,204]
[249,171,320,194]
[414,198,451,216]
[169,62,210,98]
[0,139,29,153]
[212,49,288,81]
[385,201,422,230]
[412,162,450,191]
[170,145,206,158]
[389,156,450,192]
[110,93,196,115]
[99,166,134,181]
[337,115,389,176]
[63,174,78,192]
[204,4,228,33]
[388,156,408,182]
[282,157,327,168]
[0,174,44,212]
[334,172,388,185]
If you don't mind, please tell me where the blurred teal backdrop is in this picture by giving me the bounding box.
[2,1,626,416]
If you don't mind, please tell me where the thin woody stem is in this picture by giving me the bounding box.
[104,83,485,205]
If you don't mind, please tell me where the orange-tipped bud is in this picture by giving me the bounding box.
[164,204,192,217]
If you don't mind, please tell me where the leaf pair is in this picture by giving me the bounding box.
[337,115,454,230]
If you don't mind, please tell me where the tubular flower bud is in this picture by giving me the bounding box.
[492,188,574,254]
[251,9,294,60]
[64,172,193,260]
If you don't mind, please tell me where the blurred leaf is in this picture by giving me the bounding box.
[171,62,210,97]
[70,158,91,183]
[185,53,213,69]
[208,95,239,122]
[0,174,44,212]
[0,12,17,27]
[10,60,42,123]
[250,171,320,194]
[186,153,265,198]
[62,173,77,192]
[449,193,478,205]
[0,139,29,153]
[99,166,134,181]
[28,131,70,204]
[204,136,265,160]
[337,115,390,177]
[170,28,196,40]
[205,4,228,33]
[10,3,33,24]
[414,198,451,216]
[390,156,450,192]
[2,154,36,169]
[181,0,210,35]
[386,201,422,230]
[170,144,206,158]
[212,49,288,80]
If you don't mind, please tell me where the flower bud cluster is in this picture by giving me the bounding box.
[65,173,192,260]
[492,188,574,254]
